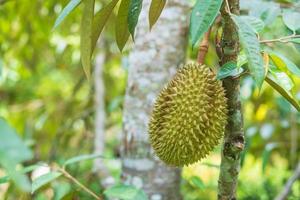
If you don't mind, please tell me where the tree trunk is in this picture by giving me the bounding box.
[218,1,245,199]
[121,0,189,199]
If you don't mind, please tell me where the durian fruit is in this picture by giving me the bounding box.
[148,63,228,166]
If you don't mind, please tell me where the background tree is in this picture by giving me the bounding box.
[121,0,189,199]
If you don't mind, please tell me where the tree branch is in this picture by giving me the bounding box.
[57,167,103,200]
[217,0,245,199]
[275,162,300,200]
[197,28,211,64]
[260,34,300,44]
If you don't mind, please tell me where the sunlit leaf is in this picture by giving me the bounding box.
[190,0,222,47]
[32,171,62,193]
[128,0,143,39]
[190,176,205,190]
[265,74,300,112]
[263,52,269,77]
[149,0,166,29]
[0,118,33,191]
[231,14,265,89]
[116,0,131,51]
[240,16,265,33]
[201,162,219,168]
[104,184,148,200]
[270,70,294,91]
[269,52,300,77]
[92,0,120,51]
[80,0,95,80]
[282,10,300,33]
[63,153,106,167]
[0,164,40,184]
[53,0,82,29]
[217,61,238,80]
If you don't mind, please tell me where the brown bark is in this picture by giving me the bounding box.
[217,1,245,199]
[197,29,211,64]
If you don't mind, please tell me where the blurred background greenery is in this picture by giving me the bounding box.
[0,0,300,199]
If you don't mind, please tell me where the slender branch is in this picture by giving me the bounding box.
[260,35,300,44]
[197,28,211,64]
[57,167,103,200]
[275,162,300,200]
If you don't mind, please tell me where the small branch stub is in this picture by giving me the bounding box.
[197,28,211,64]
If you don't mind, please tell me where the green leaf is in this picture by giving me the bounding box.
[53,0,82,29]
[0,164,40,184]
[265,74,300,112]
[262,143,277,173]
[0,175,9,184]
[231,14,265,89]
[269,52,300,77]
[92,0,120,52]
[261,3,280,25]
[128,0,143,39]
[32,171,62,193]
[262,52,269,77]
[190,0,222,47]
[53,182,72,200]
[270,70,294,91]
[217,61,238,80]
[63,153,106,167]
[108,96,124,112]
[104,184,148,200]
[80,0,95,80]
[190,176,205,190]
[149,0,166,29]
[116,0,131,51]
[0,118,33,191]
[282,10,300,33]
[240,16,265,33]
[237,52,247,68]
[289,38,300,44]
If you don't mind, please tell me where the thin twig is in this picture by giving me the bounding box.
[260,35,300,44]
[275,162,300,200]
[197,28,211,64]
[57,167,103,200]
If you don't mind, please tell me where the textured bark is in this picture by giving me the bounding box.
[218,1,245,200]
[121,0,189,199]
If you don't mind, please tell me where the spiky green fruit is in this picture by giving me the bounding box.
[149,63,228,166]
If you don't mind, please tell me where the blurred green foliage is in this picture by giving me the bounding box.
[0,0,300,199]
